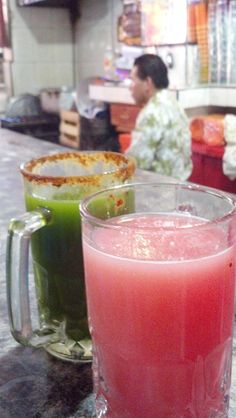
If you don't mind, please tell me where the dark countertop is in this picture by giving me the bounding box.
[0,130,96,418]
[0,128,236,417]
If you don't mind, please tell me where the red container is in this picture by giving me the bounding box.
[119,133,132,153]
[189,141,236,193]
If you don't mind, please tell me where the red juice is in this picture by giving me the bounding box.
[83,214,236,418]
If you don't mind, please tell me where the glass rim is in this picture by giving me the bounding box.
[80,181,236,230]
[20,151,136,186]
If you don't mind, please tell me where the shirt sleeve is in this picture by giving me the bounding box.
[126,106,164,171]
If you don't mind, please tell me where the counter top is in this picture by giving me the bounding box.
[1,128,236,417]
[89,81,236,109]
[0,130,94,418]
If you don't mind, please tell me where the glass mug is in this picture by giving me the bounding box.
[6,151,135,363]
[80,182,236,417]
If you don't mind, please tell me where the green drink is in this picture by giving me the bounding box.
[7,151,135,362]
[25,194,87,342]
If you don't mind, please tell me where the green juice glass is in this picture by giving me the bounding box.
[6,151,135,363]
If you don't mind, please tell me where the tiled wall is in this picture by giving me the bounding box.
[74,0,122,82]
[9,0,74,96]
[8,0,121,96]
[7,0,199,98]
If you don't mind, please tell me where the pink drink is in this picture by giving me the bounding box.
[83,214,236,418]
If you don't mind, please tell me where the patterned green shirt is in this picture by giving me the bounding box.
[126,90,192,181]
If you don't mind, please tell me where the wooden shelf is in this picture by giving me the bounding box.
[59,110,80,149]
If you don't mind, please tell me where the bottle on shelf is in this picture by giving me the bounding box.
[103,46,114,81]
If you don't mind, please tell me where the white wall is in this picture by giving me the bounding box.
[9,0,74,96]
[75,0,122,82]
[157,45,199,89]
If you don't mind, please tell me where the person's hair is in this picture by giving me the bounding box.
[134,54,169,89]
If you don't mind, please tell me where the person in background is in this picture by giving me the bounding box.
[126,54,192,181]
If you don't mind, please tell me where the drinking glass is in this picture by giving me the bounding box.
[6,151,135,363]
[81,182,236,417]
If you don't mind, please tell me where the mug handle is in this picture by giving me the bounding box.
[6,208,52,347]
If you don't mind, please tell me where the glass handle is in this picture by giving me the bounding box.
[6,208,52,347]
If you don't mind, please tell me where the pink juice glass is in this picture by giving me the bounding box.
[80,182,236,418]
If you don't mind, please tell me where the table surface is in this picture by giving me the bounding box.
[1,128,236,417]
